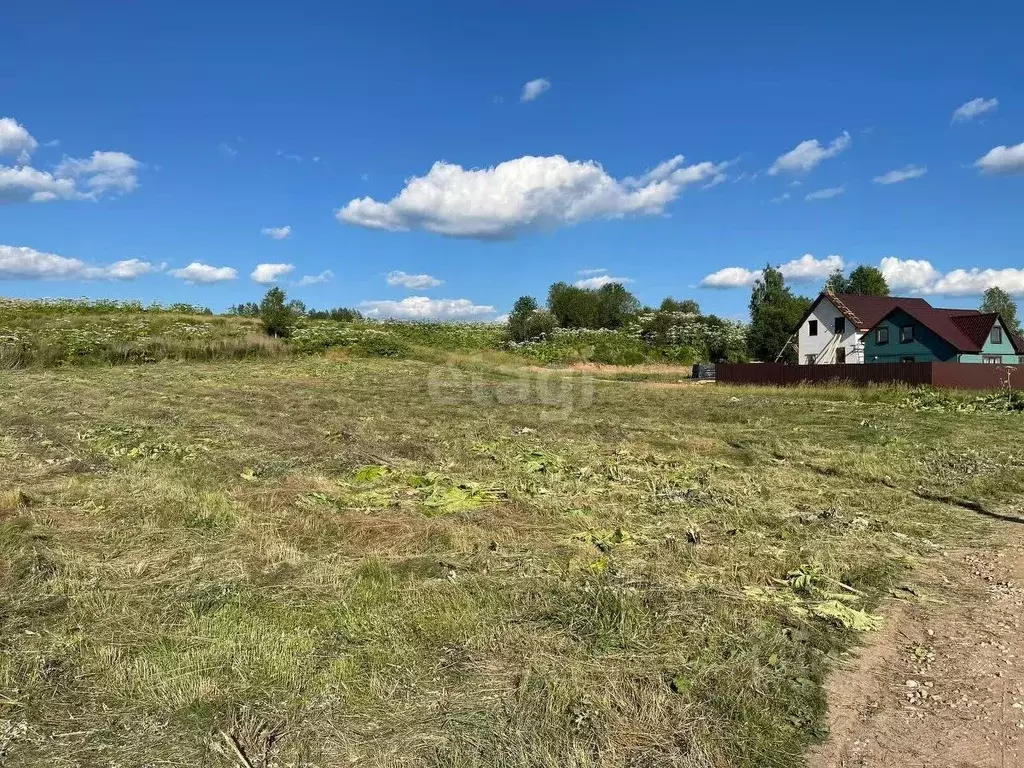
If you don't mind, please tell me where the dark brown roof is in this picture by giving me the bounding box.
[884,305,983,352]
[950,313,999,349]
[828,293,930,330]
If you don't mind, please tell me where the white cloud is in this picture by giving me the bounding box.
[873,165,928,185]
[577,267,607,275]
[879,256,943,293]
[700,266,760,289]
[974,142,1024,175]
[169,262,238,284]
[574,275,633,289]
[277,150,302,163]
[952,97,998,123]
[881,257,1024,296]
[103,258,164,279]
[218,142,238,158]
[933,268,1024,296]
[0,117,38,163]
[805,185,845,201]
[520,78,551,102]
[386,270,443,289]
[54,151,140,194]
[0,244,162,281]
[770,192,790,203]
[769,131,851,175]
[701,253,844,289]
[0,118,142,203]
[337,153,728,240]
[360,296,497,320]
[261,225,292,240]
[780,253,844,281]
[0,165,82,203]
[251,263,295,284]
[296,269,334,286]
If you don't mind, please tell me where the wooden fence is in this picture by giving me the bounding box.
[716,362,1023,390]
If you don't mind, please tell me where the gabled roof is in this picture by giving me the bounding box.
[950,312,1000,349]
[799,292,942,333]
[828,293,931,330]
[874,304,983,352]
[867,307,1024,354]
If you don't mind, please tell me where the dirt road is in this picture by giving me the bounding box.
[810,524,1024,767]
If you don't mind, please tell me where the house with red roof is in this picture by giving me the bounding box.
[795,292,1023,365]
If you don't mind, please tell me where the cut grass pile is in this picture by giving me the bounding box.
[1,356,1022,767]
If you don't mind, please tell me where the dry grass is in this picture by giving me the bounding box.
[1,356,1021,767]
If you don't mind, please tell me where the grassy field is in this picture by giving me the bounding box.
[1,355,1021,767]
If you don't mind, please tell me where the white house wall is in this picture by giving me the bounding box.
[797,298,865,364]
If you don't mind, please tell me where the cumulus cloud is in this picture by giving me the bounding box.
[261,225,292,240]
[574,275,633,289]
[169,262,238,284]
[700,266,760,289]
[780,254,844,280]
[933,268,1024,296]
[0,165,81,203]
[805,185,845,201]
[251,263,295,284]
[879,257,943,293]
[577,267,607,276]
[386,270,443,289]
[952,97,999,123]
[54,151,140,194]
[359,296,497,320]
[701,254,844,289]
[768,131,851,175]
[296,270,334,286]
[0,244,162,281]
[873,165,928,185]
[770,192,791,203]
[520,78,551,102]
[974,142,1024,175]
[882,257,1024,296]
[336,153,728,240]
[0,117,38,163]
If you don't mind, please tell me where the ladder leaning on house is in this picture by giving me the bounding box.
[774,289,863,363]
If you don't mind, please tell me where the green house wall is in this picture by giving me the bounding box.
[959,318,1020,364]
[863,310,958,363]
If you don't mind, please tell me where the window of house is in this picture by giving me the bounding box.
[834,316,845,334]
[983,355,1003,364]
[808,320,818,336]
[875,327,889,345]
[900,325,915,343]
[991,326,1003,345]
[835,348,846,364]
[900,356,915,363]
[805,354,816,365]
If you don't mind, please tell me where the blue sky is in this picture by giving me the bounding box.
[2,1,1023,319]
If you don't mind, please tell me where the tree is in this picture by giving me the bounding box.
[259,287,298,338]
[227,302,260,317]
[980,286,1020,334]
[823,269,850,294]
[595,283,640,329]
[845,265,889,296]
[507,295,556,341]
[747,265,811,362]
[659,297,701,313]
[548,282,597,328]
